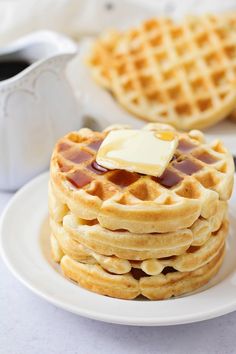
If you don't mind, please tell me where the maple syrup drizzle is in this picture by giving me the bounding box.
[162,266,177,275]
[58,161,71,173]
[63,149,92,164]
[87,160,109,175]
[171,154,177,162]
[58,142,71,152]
[194,151,218,164]
[88,139,104,151]
[67,170,93,188]
[177,139,197,152]
[154,168,183,188]
[109,170,139,187]
[187,245,201,253]
[172,159,202,175]
[131,268,148,280]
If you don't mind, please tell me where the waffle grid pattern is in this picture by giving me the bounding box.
[49,124,234,299]
[49,183,228,300]
[87,15,236,130]
[56,128,231,195]
[50,124,234,234]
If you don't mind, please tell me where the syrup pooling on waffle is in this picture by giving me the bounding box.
[56,127,228,193]
[87,15,236,130]
[50,124,234,233]
[57,132,106,188]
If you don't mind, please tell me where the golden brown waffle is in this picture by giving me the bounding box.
[50,210,227,299]
[51,231,225,300]
[50,214,193,261]
[49,182,227,261]
[87,15,236,130]
[50,215,227,275]
[221,13,236,122]
[87,30,121,89]
[50,233,64,263]
[140,245,225,300]
[50,124,234,234]
[50,205,227,262]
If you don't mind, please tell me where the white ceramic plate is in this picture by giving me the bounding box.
[1,172,236,326]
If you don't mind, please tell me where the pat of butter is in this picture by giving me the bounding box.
[96,129,178,177]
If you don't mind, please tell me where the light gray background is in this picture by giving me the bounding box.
[1,193,236,354]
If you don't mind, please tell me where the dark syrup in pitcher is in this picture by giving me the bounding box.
[0,60,31,81]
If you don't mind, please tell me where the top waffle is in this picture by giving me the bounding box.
[50,123,234,234]
[87,15,236,130]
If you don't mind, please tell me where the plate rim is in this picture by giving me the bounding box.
[1,171,236,326]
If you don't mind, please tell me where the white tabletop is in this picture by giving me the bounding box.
[0,192,236,354]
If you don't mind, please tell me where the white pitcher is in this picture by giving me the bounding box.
[0,31,81,191]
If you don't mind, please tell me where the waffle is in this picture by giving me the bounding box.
[49,184,227,261]
[49,166,227,266]
[221,13,236,122]
[140,245,225,300]
[50,124,234,234]
[50,233,64,263]
[50,212,228,274]
[53,234,225,300]
[87,30,121,90]
[87,15,236,130]
[50,217,227,299]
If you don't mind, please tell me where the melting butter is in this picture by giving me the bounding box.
[96,129,178,177]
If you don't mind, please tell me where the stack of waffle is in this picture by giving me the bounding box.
[48,124,234,300]
[87,14,236,130]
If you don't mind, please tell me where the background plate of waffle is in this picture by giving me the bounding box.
[1,171,236,326]
[67,38,236,155]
